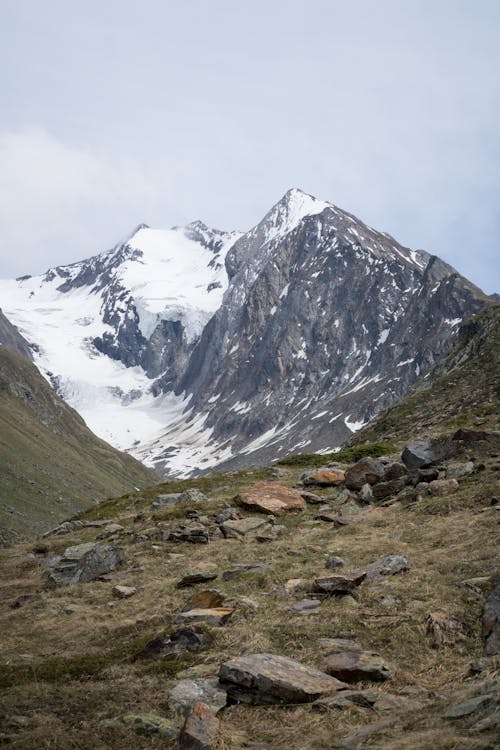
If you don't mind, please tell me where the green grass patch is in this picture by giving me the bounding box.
[275,441,396,468]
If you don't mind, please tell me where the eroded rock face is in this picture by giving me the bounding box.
[401,437,457,470]
[219,653,348,704]
[234,483,306,514]
[179,701,220,750]
[44,542,124,587]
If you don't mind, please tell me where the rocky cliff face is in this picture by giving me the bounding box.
[0,189,489,475]
[0,308,33,360]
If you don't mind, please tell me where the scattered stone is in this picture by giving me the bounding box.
[96,523,124,539]
[179,702,219,750]
[234,482,306,515]
[222,562,270,580]
[177,572,219,588]
[482,585,500,656]
[401,437,456,470]
[372,478,408,500]
[325,555,345,569]
[425,610,466,649]
[179,489,208,503]
[152,493,181,509]
[213,507,241,524]
[344,458,385,490]
[340,717,401,748]
[314,571,366,595]
[174,607,235,627]
[112,584,136,598]
[315,511,351,525]
[383,462,408,481]
[453,428,490,442]
[358,483,374,504]
[323,651,393,682]
[446,461,474,479]
[219,653,348,704]
[319,638,363,654]
[289,599,321,612]
[443,694,494,719]
[170,522,210,544]
[121,713,177,740]
[302,469,345,487]
[429,478,460,496]
[134,626,208,660]
[300,491,324,505]
[416,467,440,482]
[359,555,410,580]
[220,516,269,538]
[169,679,227,718]
[284,578,310,594]
[44,542,124,587]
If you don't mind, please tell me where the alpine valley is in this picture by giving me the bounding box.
[0,189,491,478]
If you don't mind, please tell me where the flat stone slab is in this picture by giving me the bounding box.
[303,469,345,487]
[44,542,124,587]
[221,517,270,538]
[288,598,321,612]
[219,653,348,704]
[177,572,219,588]
[169,678,227,718]
[234,482,306,515]
[314,571,366,594]
[175,607,235,626]
[323,650,393,682]
[222,562,270,580]
[358,555,410,580]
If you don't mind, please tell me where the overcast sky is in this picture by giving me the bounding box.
[1,0,499,292]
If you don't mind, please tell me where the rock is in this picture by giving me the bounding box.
[112,584,136,598]
[134,525,169,543]
[429,478,460,496]
[323,650,393,682]
[425,610,466,649]
[234,482,306,514]
[96,523,124,539]
[383,462,408,481]
[372,478,407,500]
[344,458,385,490]
[152,493,182,509]
[443,694,494,719]
[300,491,324,505]
[179,489,208,503]
[170,522,210,544]
[220,516,269,538]
[358,483,374,504]
[169,679,227,718]
[325,555,345,569]
[314,571,366,595]
[416,467,440,482]
[315,511,352,525]
[319,638,363,654]
[134,626,208,660]
[213,507,241,524]
[340,717,401,748]
[288,598,321,612]
[446,461,474,479]
[453,428,490,442]
[174,607,235,626]
[302,469,345,487]
[401,437,456,470]
[179,702,219,750]
[121,713,176,739]
[219,653,348,704]
[482,585,500,656]
[9,593,42,609]
[359,555,410,580]
[177,572,219,588]
[183,590,225,610]
[222,562,270,580]
[44,542,124,587]
[284,578,310,594]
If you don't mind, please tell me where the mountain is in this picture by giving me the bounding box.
[0,189,490,477]
[0,307,33,360]
[0,346,157,545]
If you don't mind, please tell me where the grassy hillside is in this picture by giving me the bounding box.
[0,348,158,545]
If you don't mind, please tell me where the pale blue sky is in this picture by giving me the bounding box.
[1,0,499,292]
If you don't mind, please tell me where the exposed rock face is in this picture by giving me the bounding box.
[401,438,457,470]
[44,542,124,587]
[323,651,393,682]
[0,189,488,477]
[179,701,220,750]
[0,308,33,360]
[219,653,348,704]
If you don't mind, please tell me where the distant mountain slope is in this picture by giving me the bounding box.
[349,304,500,446]
[0,308,33,360]
[0,347,157,545]
[0,189,490,476]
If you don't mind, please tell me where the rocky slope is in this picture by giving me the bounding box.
[0,306,498,748]
[0,346,157,546]
[0,308,33,360]
[0,189,490,476]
